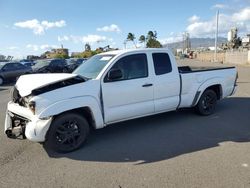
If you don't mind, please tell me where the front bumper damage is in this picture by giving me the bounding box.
[5,102,52,142]
[5,111,27,139]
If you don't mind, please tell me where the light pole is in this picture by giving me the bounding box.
[214,10,219,62]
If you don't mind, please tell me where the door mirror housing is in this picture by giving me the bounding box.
[107,68,123,81]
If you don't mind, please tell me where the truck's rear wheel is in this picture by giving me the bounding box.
[195,89,217,116]
[45,113,89,153]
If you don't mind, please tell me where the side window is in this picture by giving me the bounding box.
[52,60,65,67]
[15,63,26,69]
[50,60,59,66]
[3,64,15,71]
[106,53,148,81]
[152,53,172,75]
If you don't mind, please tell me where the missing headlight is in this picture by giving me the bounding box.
[28,101,36,114]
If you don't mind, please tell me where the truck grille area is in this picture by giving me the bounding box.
[6,112,29,139]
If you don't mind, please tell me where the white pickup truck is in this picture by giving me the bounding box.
[4,48,237,152]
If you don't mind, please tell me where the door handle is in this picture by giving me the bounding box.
[142,83,153,87]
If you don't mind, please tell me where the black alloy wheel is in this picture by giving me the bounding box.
[196,90,217,116]
[45,113,89,153]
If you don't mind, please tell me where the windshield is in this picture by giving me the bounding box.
[73,55,114,79]
[0,62,7,69]
[33,60,50,69]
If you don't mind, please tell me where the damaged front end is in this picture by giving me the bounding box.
[4,74,87,142]
[5,111,28,139]
[5,87,32,139]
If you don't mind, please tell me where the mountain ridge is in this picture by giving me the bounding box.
[163,37,227,49]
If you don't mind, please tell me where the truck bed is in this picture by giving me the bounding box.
[177,65,237,109]
[178,66,235,73]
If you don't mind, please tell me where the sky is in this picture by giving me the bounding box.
[0,0,250,58]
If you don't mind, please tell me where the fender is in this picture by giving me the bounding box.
[192,77,224,106]
[38,96,104,129]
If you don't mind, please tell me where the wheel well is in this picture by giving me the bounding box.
[54,107,96,130]
[205,84,222,100]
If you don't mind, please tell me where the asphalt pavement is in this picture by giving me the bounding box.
[0,59,250,188]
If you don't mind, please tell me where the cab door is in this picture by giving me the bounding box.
[101,53,154,123]
[151,53,180,112]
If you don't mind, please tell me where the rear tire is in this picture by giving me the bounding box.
[195,90,217,116]
[45,113,89,153]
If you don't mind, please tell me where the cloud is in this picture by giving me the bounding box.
[188,15,200,23]
[40,44,59,50]
[186,7,250,37]
[58,34,109,44]
[232,7,250,22]
[6,46,18,50]
[159,35,183,45]
[26,44,39,51]
[82,35,107,43]
[26,44,58,51]
[58,35,70,42]
[211,4,229,9]
[14,19,66,35]
[97,24,121,33]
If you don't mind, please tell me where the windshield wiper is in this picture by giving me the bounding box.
[76,75,91,81]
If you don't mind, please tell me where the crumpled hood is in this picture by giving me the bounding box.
[16,73,78,97]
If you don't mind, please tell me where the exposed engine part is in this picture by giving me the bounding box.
[5,112,28,139]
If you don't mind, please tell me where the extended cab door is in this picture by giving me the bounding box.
[151,52,180,112]
[101,53,154,124]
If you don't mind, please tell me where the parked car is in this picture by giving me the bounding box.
[65,58,86,73]
[4,48,238,152]
[19,59,35,67]
[32,59,67,73]
[0,62,32,85]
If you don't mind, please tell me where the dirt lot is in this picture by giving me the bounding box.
[0,59,250,188]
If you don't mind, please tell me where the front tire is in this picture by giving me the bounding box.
[45,113,89,153]
[195,90,217,116]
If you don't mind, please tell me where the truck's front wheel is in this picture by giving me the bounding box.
[45,113,89,153]
[195,89,217,116]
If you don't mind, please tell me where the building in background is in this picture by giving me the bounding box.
[41,45,69,59]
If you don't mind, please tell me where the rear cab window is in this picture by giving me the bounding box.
[152,53,172,75]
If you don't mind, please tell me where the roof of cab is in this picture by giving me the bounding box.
[100,48,169,56]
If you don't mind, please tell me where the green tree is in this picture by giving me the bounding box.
[81,51,93,58]
[127,33,137,48]
[51,53,69,59]
[146,38,162,48]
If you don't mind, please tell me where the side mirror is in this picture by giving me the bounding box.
[107,68,123,81]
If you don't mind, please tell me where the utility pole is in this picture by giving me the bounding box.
[123,40,127,49]
[214,10,219,62]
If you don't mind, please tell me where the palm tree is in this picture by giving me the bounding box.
[147,31,157,40]
[85,43,91,51]
[127,33,137,48]
[139,35,146,47]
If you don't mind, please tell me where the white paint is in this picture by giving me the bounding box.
[16,73,76,97]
